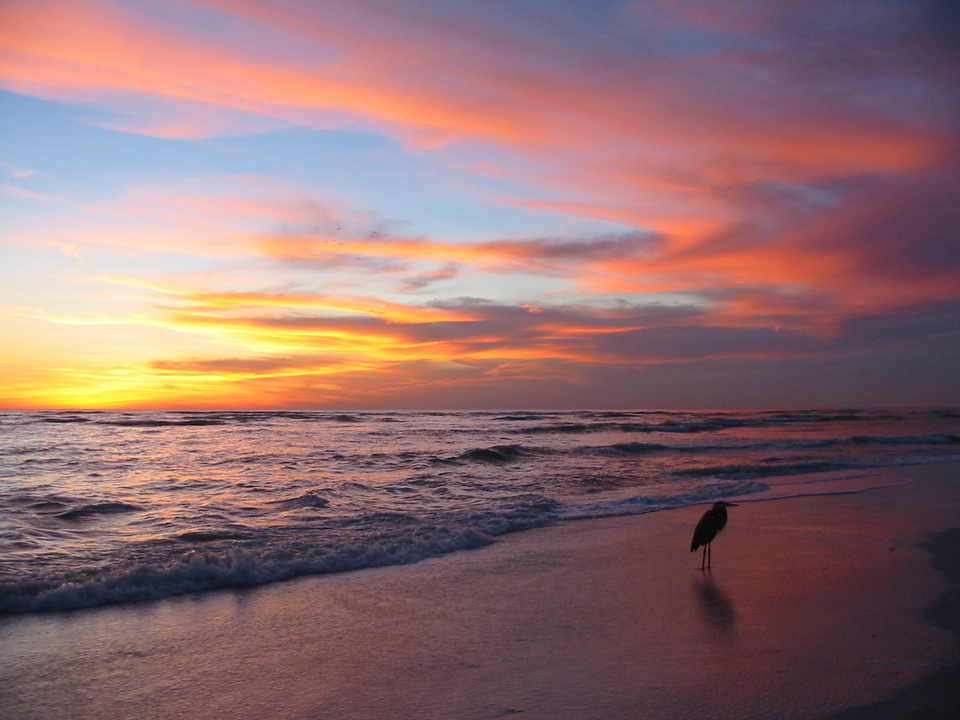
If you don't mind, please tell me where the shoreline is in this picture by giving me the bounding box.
[1,463,935,616]
[827,465,960,718]
[2,462,959,719]
[829,525,960,719]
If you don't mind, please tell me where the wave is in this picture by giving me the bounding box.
[671,452,960,482]
[516,417,762,435]
[0,532,482,613]
[849,434,960,445]
[0,496,561,614]
[735,470,913,502]
[562,479,771,521]
[54,502,143,521]
[90,418,227,427]
[607,442,670,454]
[672,460,862,480]
[757,409,909,422]
[23,410,374,428]
[270,492,331,510]
[513,410,927,437]
[458,444,541,463]
[17,408,938,433]
[580,433,960,459]
[519,423,597,434]
[563,466,920,521]
[177,531,251,542]
[4,407,957,616]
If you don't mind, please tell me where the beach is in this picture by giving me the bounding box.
[2,462,959,720]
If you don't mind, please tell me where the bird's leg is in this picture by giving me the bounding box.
[701,545,707,571]
[707,543,712,569]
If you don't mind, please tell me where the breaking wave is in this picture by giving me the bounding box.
[2,407,958,614]
[0,500,561,614]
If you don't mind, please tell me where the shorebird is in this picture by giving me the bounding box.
[690,501,737,570]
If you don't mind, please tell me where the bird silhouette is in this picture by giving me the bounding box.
[690,501,737,570]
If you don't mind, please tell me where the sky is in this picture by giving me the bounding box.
[1,0,959,410]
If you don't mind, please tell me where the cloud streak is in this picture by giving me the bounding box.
[1,0,958,408]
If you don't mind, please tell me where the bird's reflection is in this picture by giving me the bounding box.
[693,571,736,632]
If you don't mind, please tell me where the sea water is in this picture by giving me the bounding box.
[2,408,958,613]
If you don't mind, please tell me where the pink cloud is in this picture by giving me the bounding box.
[3,0,958,407]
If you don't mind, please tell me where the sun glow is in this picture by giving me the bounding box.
[2,0,958,409]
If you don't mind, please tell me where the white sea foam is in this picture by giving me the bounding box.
[2,408,958,613]
[733,469,914,502]
[1,526,498,613]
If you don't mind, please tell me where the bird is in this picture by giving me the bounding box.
[690,501,738,570]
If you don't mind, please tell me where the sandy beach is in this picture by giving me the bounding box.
[2,462,959,720]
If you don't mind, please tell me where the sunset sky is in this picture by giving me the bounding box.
[2,0,959,409]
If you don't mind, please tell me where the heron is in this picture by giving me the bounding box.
[690,501,738,570]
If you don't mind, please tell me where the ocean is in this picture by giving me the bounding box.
[2,408,958,614]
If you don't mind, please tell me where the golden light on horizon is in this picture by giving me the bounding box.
[2,0,958,409]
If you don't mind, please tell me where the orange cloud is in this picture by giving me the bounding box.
[0,0,533,142]
[3,0,958,409]
[3,0,943,174]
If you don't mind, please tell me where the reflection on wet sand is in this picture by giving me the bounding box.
[694,571,736,633]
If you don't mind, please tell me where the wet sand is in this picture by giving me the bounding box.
[2,463,959,719]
